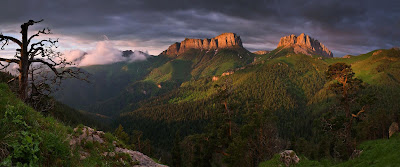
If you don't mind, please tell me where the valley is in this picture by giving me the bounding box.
[0,2,398,165]
[53,33,400,166]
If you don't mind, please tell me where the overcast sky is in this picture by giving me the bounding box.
[0,0,399,57]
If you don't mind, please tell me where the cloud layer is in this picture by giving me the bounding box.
[64,41,148,66]
[0,0,399,57]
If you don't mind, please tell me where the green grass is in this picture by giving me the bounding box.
[145,59,192,83]
[0,83,72,166]
[196,48,254,77]
[259,133,400,167]
[259,154,333,167]
[0,83,159,166]
[337,133,400,167]
[323,50,376,65]
[323,48,400,85]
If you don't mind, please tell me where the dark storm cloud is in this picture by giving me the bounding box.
[0,0,399,56]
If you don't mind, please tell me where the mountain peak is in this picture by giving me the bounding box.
[277,33,333,57]
[162,32,243,56]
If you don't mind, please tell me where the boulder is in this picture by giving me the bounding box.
[279,150,300,167]
[115,147,168,167]
[350,149,363,159]
[212,76,219,81]
[70,126,105,147]
[389,122,399,138]
[79,151,90,160]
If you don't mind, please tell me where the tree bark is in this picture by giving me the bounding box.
[223,101,232,137]
[18,23,30,101]
[1,20,85,102]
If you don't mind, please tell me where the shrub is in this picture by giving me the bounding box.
[2,131,41,166]
[39,131,70,166]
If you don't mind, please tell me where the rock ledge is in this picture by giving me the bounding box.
[277,33,333,57]
[162,33,242,56]
[69,126,167,167]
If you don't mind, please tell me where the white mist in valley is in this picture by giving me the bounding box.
[64,40,149,67]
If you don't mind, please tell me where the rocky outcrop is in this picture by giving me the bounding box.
[221,71,234,76]
[122,50,134,57]
[350,149,363,159]
[279,150,300,167]
[69,126,167,167]
[212,76,219,81]
[163,42,181,56]
[69,126,105,147]
[373,50,383,56]
[389,122,399,138]
[162,33,242,56]
[253,50,270,55]
[277,33,333,57]
[114,147,167,167]
[343,55,352,58]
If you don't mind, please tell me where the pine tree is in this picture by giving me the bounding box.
[114,124,130,144]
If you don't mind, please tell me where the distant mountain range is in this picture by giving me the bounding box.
[53,32,370,116]
[54,33,400,159]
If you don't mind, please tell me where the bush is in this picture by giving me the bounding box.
[39,131,71,165]
[2,131,41,166]
[84,141,94,150]
[104,132,116,143]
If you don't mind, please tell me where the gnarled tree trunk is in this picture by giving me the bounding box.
[18,22,30,101]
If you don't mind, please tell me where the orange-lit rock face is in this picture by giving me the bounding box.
[180,38,204,53]
[162,33,242,56]
[202,39,210,49]
[253,50,270,55]
[214,33,242,48]
[164,42,180,56]
[212,76,219,81]
[277,33,333,57]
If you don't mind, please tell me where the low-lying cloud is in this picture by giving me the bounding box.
[64,40,149,66]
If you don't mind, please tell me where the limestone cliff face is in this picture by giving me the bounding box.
[162,33,242,56]
[164,42,181,56]
[214,33,242,48]
[277,33,333,57]
[253,50,270,55]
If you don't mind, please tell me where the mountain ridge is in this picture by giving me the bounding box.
[277,33,333,57]
[161,32,243,56]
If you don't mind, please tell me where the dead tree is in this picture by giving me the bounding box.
[0,20,85,102]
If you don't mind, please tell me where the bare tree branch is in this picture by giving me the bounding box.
[30,58,62,75]
[28,27,51,44]
[352,106,367,118]
[23,19,44,28]
[0,62,11,71]
[0,57,19,64]
[29,47,44,59]
[29,58,86,81]
[0,34,23,47]
[7,76,18,84]
[28,38,59,57]
[1,19,88,103]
